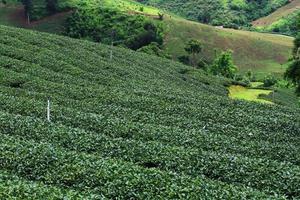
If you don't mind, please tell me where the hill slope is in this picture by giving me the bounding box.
[165,17,293,77]
[1,25,300,199]
[252,0,300,36]
[252,0,300,27]
[137,0,290,27]
[0,2,294,77]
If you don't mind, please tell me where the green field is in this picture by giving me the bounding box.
[229,85,273,104]
[0,24,300,199]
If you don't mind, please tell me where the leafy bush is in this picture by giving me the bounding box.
[137,42,170,58]
[210,51,237,78]
[275,79,293,89]
[263,74,278,87]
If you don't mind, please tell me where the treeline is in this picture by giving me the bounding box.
[21,0,70,20]
[138,0,290,28]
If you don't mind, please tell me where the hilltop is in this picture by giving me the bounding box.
[0,24,300,199]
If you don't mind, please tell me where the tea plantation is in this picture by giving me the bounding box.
[0,25,300,199]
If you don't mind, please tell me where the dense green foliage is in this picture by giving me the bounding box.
[1,25,300,198]
[210,51,237,78]
[137,42,170,58]
[22,0,60,21]
[65,7,164,50]
[20,0,164,50]
[262,11,300,36]
[263,74,278,87]
[285,16,300,93]
[138,0,289,27]
[184,39,203,67]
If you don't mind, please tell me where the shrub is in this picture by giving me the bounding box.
[210,50,237,78]
[263,74,278,87]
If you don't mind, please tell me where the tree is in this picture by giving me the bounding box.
[184,39,202,67]
[293,33,300,59]
[285,16,300,93]
[46,0,58,14]
[21,0,32,22]
[263,74,277,87]
[210,50,237,78]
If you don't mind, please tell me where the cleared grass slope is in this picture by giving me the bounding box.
[252,0,300,27]
[0,25,300,199]
[165,18,294,78]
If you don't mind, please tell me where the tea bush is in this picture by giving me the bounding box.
[0,25,299,199]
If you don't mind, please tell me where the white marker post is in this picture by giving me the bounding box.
[47,98,51,122]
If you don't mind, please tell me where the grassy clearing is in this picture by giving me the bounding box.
[250,82,263,87]
[228,85,273,104]
[252,0,300,27]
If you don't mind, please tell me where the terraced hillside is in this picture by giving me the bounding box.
[1,25,300,199]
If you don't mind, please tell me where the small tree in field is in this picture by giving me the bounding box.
[184,39,202,68]
[210,50,237,78]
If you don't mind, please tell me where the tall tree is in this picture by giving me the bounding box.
[46,0,58,14]
[285,16,300,93]
[21,0,32,22]
[184,39,202,68]
[210,50,237,78]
